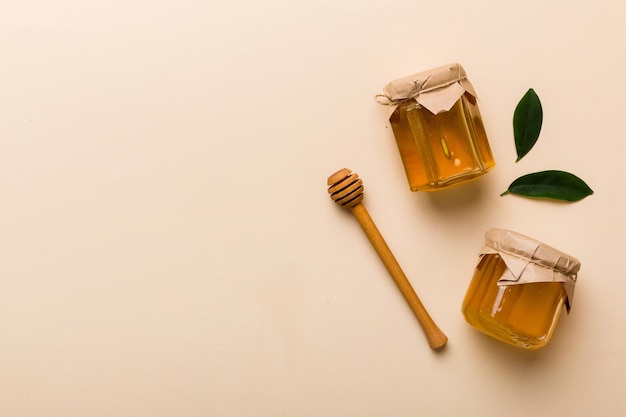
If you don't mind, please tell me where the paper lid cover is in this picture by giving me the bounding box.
[479,228,581,312]
[377,63,478,115]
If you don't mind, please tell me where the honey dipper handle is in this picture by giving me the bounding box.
[351,203,448,350]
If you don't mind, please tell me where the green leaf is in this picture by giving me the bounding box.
[501,170,593,202]
[513,88,543,162]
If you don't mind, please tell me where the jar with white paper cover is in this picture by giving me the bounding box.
[461,229,580,350]
[377,63,495,191]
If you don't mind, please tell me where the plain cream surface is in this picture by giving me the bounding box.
[1,0,624,415]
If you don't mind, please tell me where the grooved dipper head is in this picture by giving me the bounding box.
[327,168,364,209]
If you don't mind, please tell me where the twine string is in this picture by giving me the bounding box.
[375,71,467,106]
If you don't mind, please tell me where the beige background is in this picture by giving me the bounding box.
[1,0,624,416]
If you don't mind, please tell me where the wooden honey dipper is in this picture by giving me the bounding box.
[327,168,448,350]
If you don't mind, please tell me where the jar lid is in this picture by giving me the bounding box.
[479,228,581,311]
[377,63,478,115]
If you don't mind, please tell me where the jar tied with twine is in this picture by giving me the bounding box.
[377,63,495,191]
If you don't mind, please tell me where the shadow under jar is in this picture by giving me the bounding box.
[378,63,495,191]
[462,229,581,350]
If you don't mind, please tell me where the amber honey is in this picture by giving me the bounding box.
[389,93,494,191]
[462,229,580,350]
[379,64,495,192]
[462,254,567,349]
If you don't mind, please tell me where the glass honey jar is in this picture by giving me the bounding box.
[377,63,495,191]
[462,229,580,350]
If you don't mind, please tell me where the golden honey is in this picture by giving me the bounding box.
[462,229,580,350]
[379,64,494,191]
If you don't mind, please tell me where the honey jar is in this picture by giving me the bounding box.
[461,229,580,350]
[377,63,495,191]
